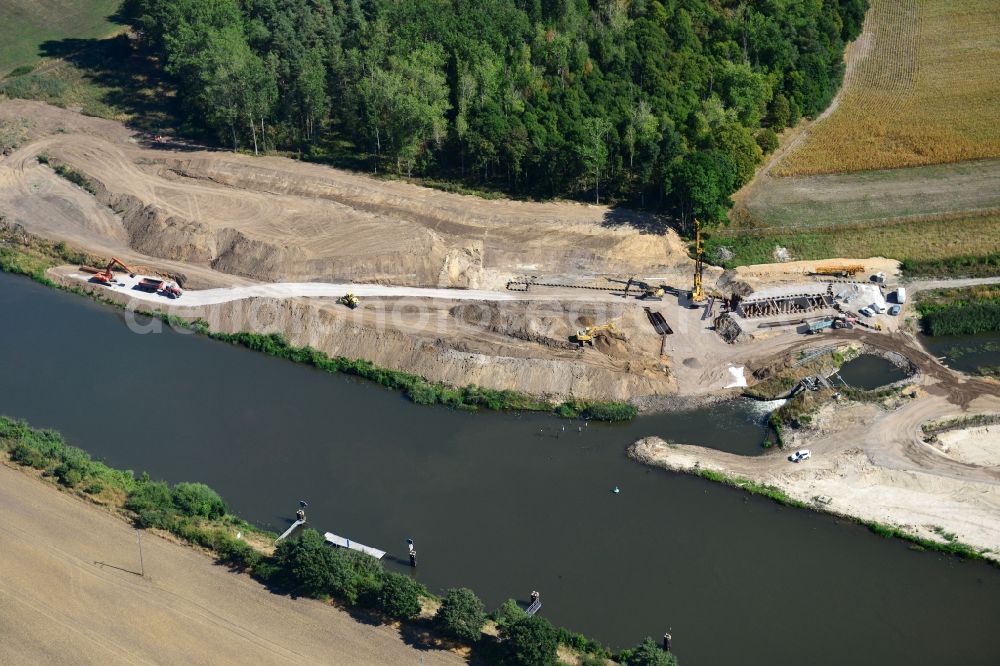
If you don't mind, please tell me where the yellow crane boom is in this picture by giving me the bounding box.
[691,218,705,303]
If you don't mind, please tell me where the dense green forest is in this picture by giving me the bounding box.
[127,0,866,221]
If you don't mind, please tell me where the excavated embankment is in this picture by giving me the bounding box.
[53,273,675,402]
[0,100,700,400]
[2,99,692,291]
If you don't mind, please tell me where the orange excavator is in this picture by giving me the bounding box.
[90,257,136,285]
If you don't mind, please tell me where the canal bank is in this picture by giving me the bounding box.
[3,270,1000,664]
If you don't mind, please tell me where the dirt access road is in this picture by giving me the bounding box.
[0,462,465,666]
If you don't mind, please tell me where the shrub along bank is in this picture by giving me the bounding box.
[916,284,1000,336]
[0,415,676,664]
[209,331,637,422]
[35,153,98,195]
[901,253,1000,279]
[688,464,996,566]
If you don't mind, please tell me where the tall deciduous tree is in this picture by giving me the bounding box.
[579,116,612,204]
[137,0,868,219]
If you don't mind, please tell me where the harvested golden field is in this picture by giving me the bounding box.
[775,0,1000,175]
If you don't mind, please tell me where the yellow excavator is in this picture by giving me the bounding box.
[338,293,359,309]
[640,284,666,300]
[572,322,624,346]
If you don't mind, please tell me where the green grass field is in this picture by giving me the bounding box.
[743,160,1000,228]
[0,0,123,77]
[706,213,1000,274]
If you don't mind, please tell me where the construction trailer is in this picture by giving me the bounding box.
[136,278,182,298]
[807,319,835,334]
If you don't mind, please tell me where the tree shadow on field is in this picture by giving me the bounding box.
[398,619,480,657]
[600,206,674,235]
[37,35,183,135]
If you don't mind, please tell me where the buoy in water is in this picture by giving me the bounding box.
[612,486,621,495]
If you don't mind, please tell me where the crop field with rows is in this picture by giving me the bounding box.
[774,0,1000,175]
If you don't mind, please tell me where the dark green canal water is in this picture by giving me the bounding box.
[921,332,1000,376]
[2,271,999,665]
[837,354,909,389]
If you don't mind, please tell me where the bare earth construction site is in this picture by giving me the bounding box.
[2,97,1000,562]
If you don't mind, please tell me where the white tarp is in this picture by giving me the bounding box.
[836,283,886,309]
[724,365,748,388]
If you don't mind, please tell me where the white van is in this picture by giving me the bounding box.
[895,287,907,304]
[872,303,887,315]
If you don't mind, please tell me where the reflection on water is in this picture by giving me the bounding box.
[921,332,1000,375]
[2,271,1000,665]
[837,354,909,390]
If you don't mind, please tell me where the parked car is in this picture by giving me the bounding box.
[889,304,901,316]
[872,303,887,314]
[859,307,873,317]
[871,272,886,283]
[788,449,812,463]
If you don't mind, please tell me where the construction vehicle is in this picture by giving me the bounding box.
[572,322,623,346]
[625,278,666,300]
[137,277,182,298]
[639,284,666,300]
[810,264,865,278]
[691,219,705,304]
[137,277,163,292]
[338,293,359,309]
[89,257,136,285]
[806,319,835,334]
[610,277,666,300]
[856,319,882,331]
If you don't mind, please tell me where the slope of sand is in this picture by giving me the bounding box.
[0,99,688,288]
[0,463,463,666]
[936,425,1000,467]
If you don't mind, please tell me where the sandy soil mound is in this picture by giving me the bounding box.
[935,425,1000,467]
[0,100,690,288]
